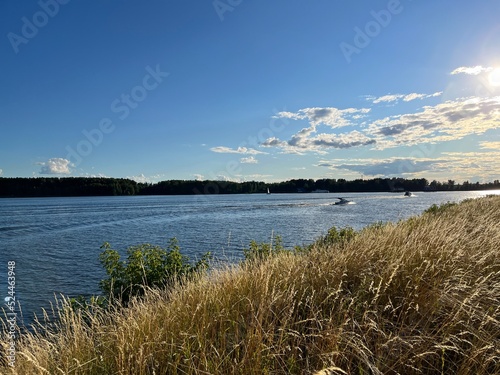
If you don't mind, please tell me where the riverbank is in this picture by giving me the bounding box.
[2,196,499,374]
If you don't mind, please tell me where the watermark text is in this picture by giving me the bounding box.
[65,64,169,167]
[340,0,406,63]
[8,0,71,54]
[4,261,17,368]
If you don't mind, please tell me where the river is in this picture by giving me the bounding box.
[0,190,497,326]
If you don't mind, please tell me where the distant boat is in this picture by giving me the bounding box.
[266,188,271,195]
[333,197,354,205]
[404,191,413,197]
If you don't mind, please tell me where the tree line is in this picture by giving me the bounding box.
[0,177,499,198]
[0,177,141,197]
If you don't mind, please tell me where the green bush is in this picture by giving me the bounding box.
[243,235,289,262]
[99,238,211,304]
[301,226,358,251]
[323,226,356,245]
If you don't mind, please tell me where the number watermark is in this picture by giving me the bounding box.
[4,261,17,368]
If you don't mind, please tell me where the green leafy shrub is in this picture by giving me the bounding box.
[292,226,358,254]
[99,238,211,304]
[312,226,357,249]
[243,235,289,262]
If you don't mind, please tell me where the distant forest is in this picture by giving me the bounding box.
[0,177,499,198]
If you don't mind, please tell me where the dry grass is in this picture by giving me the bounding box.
[2,196,500,374]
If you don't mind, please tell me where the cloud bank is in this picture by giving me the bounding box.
[317,149,500,181]
[205,67,499,181]
[369,96,500,148]
[261,96,500,154]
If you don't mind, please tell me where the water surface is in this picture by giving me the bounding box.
[0,191,496,325]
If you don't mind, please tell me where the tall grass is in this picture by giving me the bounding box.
[2,196,500,374]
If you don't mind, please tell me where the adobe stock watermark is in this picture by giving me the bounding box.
[193,108,289,195]
[340,0,410,64]
[4,261,17,368]
[66,65,169,167]
[7,0,71,54]
[213,0,242,21]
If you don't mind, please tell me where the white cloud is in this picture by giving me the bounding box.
[241,173,272,180]
[367,96,500,149]
[262,130,376,154]
[128,173,149,183]
[240,156,258,164]
[450,66,494,76]
[404,92,442,101]
[263,106,376,154]
[302,131,376,150]
[275,107,370,128]
[81,172,108,178]
[38,158,72,175]
[370,92,442,104]
[372,94,404,104]
[215,174,241,182]
[480,141,500,150]
[0,169,3,176]
[210,146,267,155]
[261,137,286,147]
[261,137,307,154]
[193,174,204,181]
[127,173,167,183]
[402,93,426,102]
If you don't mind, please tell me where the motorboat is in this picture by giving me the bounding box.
[404,191,413,197]
[333,197,353,205]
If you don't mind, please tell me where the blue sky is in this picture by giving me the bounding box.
[1,0,499,183]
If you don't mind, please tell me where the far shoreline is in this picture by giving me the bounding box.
[1,176,499,198]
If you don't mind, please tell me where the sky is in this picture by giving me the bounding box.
[1,0,499,183]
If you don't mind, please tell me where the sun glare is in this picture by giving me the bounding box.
[488,67,500,87]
